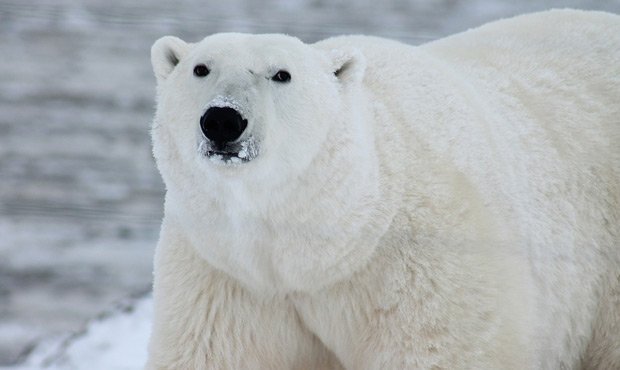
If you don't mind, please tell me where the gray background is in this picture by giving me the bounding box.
[1,0,619,365]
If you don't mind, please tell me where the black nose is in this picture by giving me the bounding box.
[200,107,248,146]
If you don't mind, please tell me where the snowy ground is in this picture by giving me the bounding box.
[2,295,152,370]
[1,0,619,368]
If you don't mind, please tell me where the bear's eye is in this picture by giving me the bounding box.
[193,64,210,77]
[271,70,291,83]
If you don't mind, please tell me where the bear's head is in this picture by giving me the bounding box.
[150,33,384,293]
[151,33,366,187]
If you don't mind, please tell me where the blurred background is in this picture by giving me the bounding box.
[1,0,619,367]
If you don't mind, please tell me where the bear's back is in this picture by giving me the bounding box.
[318,11,620,367]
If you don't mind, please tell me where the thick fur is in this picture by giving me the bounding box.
[146,10,620,370]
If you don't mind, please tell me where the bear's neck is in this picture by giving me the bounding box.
[166,117,401,295]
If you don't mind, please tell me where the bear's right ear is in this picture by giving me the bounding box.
[151,36,190,83]
[328,48,366,85]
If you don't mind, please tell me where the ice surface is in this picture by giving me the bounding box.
[1,0,619,367]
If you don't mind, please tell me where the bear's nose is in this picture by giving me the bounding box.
[200,107,248,146]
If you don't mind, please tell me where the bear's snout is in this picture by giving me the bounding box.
[200,107,248,147]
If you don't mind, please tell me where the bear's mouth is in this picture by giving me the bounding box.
[198,136,259,165]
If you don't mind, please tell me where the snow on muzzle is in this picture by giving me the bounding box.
[198,96,259,164]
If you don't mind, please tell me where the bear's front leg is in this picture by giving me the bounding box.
[145,219,342,370]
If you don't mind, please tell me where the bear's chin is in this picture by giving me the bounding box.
[197,135,259,166]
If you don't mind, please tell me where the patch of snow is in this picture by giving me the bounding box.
[199,135,259,165]
[19,296,152,370]
[237,148,248,159]
[206,95,247,117]
[209,153,224,163]
[238,136,259,161]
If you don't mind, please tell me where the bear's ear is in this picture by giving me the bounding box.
[329,48,366,85]
[151,36,190,83]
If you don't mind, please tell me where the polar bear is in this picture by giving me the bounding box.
[146,9,620,370]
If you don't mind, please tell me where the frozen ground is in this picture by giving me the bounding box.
[1,0,619,367]
[2,295,152,370]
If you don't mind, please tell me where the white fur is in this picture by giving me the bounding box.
[146,10,620,370]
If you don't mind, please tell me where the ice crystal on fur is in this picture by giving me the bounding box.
[206,95,246,117]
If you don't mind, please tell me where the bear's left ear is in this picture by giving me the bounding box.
[329,48,366,85]
[151,36,190,83]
